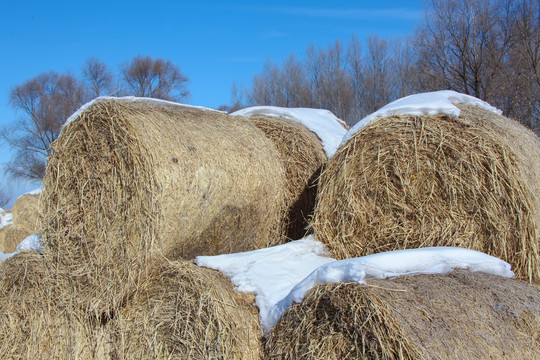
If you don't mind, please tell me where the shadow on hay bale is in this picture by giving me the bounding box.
[111,260,262,359]
[3,193,40,253]
[264,271,540,360]
[0,252,114,359]
[40,98,288,312]
[244,116,327,240]
[312,105,540,281]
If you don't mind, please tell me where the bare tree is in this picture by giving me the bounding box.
[347,35,364,123]
[0,187,9,208]
[505,0,540,131]
[82,57,115,98]
[415,0,539,131]
[317,40,355,123]
[121,55,189,102]
[218,81,246,113]
[246,55,312,108]
[361,35,394,115]
[4,72,88,180]
[415,0,516,99]
[243,36,408,125]
[391,35,422,99]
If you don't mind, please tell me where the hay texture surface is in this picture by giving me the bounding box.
[112,260,261,359]
[4,193,40,252]
[0,252,114,359]
[245,116,327,239]
[265,271,540,359]
[312,105,540,281]
[40,99,287,311]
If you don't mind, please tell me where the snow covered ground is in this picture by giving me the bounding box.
[197,238,513,332]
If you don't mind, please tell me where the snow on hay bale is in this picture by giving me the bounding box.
[0,252,113,358]
[40,97,287,311]
[312,95,540,281]
[240,115,327,239]
[3,192,40,253]
[264,270,540,359]
[112,260,261,359]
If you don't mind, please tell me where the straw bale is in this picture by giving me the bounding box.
[11,193,40,233]
[112,259,262,359]
[264,271,540,359]
[3,226,33,253]
[0,226,8,252]
[0,252,114,359]
[40,99,287,311]
[2,194,41,253]
[312,105,540,281]
[245,116,327,239]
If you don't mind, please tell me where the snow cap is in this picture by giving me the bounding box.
[342,90,502,145]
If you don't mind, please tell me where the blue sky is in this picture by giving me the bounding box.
[0,0,424,206]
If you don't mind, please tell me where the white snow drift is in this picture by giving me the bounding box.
[197,238,513,332]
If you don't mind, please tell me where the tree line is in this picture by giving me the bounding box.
[3,56,189,180]
[223,0,539,133]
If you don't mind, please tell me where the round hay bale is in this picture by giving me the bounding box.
[244,115,327,239]
[0,252,114,359]
[11,193,40,232]
[0,226,8,253]
[40,99,287,310]
[264,271,540,359]
[113,260,262,359]
[312,105,540,281]
[3,193,41,253]
[3,226,33,253]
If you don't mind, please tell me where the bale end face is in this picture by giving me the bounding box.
[312,107,540,281]
[40,99,289,314]
[114,260,262,359]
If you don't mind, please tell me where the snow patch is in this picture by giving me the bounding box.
[0,233,43,262]
[342,90,503,145]
[0,209,13,229]
[16,234,43,253]
[232,106,348,157]
[197,239,513,333]
[23,187,42,196]
[268,246,513,332]
[196,236,335,332]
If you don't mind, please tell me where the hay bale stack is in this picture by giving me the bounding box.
[112,260,262,359]
[4,193,40,252]
[244,116,327,239]
[0,252,114,359]
[264,271,540,359]
[312,105,540,281]
[40,99,287,310]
